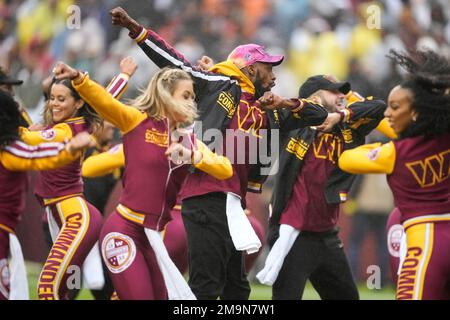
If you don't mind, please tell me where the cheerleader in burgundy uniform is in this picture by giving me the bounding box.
[0,89,94,300]
[339,50,450,300]
[53,62,233,300]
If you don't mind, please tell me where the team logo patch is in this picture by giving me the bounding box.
[367,147,381,161]
[39,129,56,141]
[387,224,404,257]
[102,233,136,274]
[0,259,10,298]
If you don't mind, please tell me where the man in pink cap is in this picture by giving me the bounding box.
[110,6,328,300]
[225,43,284,97]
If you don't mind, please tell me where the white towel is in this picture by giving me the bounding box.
[46,207,59,242]
[82,242,105,290]
[144,228,196,300]
[226,193,261,254]
[256,224,300,286]
[397,228,407,277]
[8,233,29,300]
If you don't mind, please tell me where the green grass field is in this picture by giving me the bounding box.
[26,261,395,300]
[249,282,396,300]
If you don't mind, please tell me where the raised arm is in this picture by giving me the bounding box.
[110,7,235,97]
[75,74,145,134]
[1,132,94,171]
[106,56,138,100]
[21,60,136,144]
[82,144,125,178]
[52,61,145,134]
[106,73,130,100]
[338,141,396,174]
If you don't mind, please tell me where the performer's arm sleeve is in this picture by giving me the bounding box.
[193,139,233,180]
[338,141,396,174]
[19,123,73,145]
[376,118,398,140]
[82,144,125,178]
[279,99,328,131]
[341,92,387,135]
[106,73,130,100]
[129,26,234,97]
[72,74,146,134]
[0,141,79,171]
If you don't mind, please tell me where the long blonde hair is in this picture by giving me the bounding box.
[128,67,197,125]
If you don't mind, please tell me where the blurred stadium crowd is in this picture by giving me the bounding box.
[0,0,449,286]
[1,0,449,121]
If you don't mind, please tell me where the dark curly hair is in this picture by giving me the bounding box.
[0,89,21,149]
[387,49,450,139]
[43,79,102,133]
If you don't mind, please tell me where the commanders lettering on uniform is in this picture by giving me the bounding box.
[286,138,309,160]
[396,246,422,300]
[406,149,450,188]
[145,128,168,147]
[217,91,236,118]
[38,212,83,300]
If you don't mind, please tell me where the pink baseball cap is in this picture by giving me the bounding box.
[227,44,284,69]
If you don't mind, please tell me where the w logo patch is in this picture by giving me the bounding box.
[39,129,56,141]
[406,150,450,187]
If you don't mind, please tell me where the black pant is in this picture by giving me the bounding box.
[273,228,359,300]
[182,192,250,300]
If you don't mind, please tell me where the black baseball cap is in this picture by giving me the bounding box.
[298,75,350,98]
[0,69,23,85]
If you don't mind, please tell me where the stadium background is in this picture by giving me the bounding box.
[1,0,449,299]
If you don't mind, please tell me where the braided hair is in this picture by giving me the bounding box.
[388,49,450,139]
[0,89,21,149]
